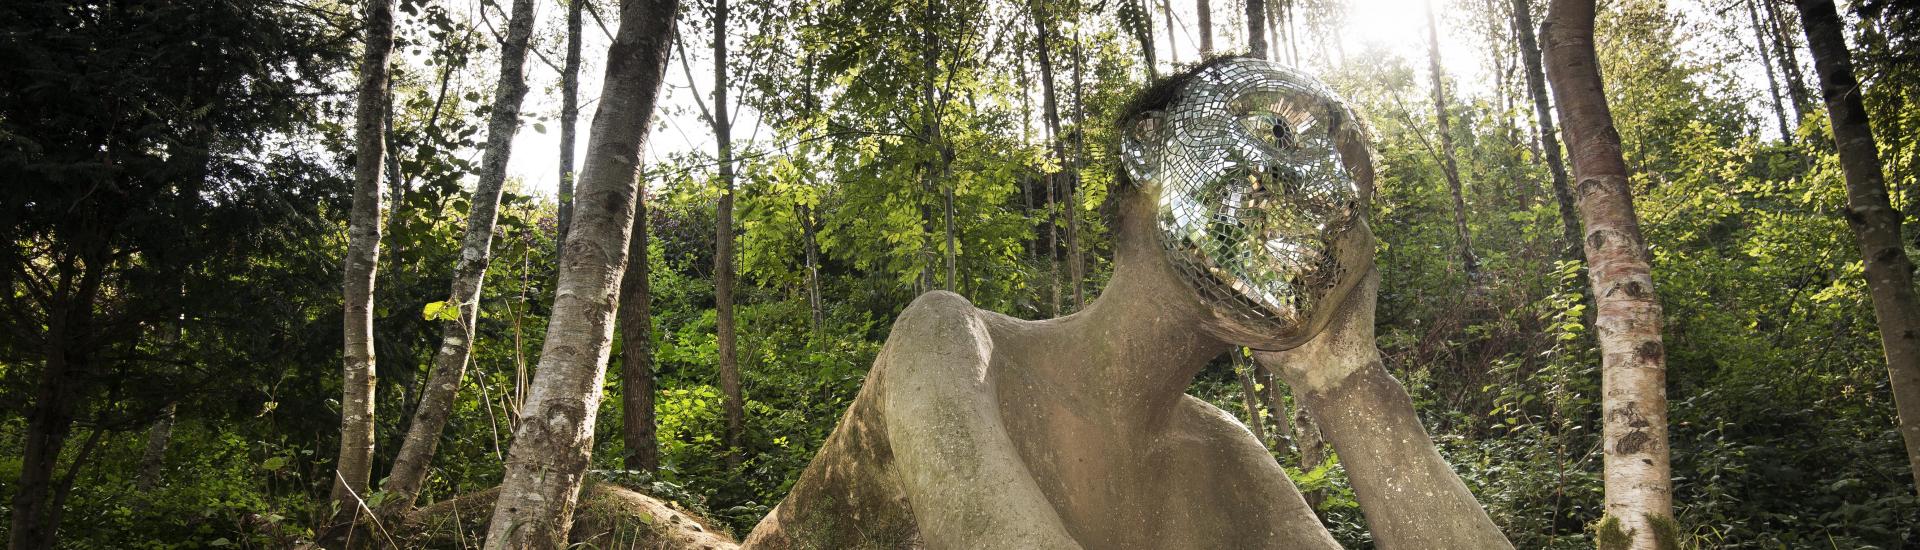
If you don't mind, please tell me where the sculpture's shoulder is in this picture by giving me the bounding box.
[888,290,985,341]
[877,290,994,382]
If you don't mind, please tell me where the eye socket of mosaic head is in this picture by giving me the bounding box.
[1133,59,1372,347]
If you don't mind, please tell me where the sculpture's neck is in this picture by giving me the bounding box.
[1038,246,1231,429]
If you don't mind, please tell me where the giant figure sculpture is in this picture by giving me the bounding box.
[742,57,1514,549]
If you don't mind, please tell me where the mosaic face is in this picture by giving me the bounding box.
[1121,58,1374,349]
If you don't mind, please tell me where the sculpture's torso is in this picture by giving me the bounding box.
[741,292,1336,550]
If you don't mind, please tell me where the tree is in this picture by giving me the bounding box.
[1028,0,1068,316]
[619,191,658,472]
[1427,2,1480,279]
[331,0,395,533]
[1197,0,1214,56]
[482,0,683,544]
[1509,0,1581,257]
[1247,0,1269,59]
[2,2,350,547]
[559,0,587,251]
[1745,0,1793,143]
[379,0,540,517]
[1794,0,1920,495]
[1542,0,1675,545]
[711,0,746,469]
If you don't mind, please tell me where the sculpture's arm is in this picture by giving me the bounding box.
[879,291,1084,550]
[1257,271,1514,550]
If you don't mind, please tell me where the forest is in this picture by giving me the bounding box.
[2,0,1919,547]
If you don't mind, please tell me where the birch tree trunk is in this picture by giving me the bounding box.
[1427,4,1480,279]
[1542,0,1676,545]
[1794,0,1920,496]
[619,188,657,472]
[380,0,539,518]
[1510,0,1582,258]
[557,0,585,253]
[482,0,681,545]
[331,0,394,531]
[712,0,746,470]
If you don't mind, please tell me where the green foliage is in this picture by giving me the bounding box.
[7,0,1920,547]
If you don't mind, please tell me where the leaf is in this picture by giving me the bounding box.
[532,122,547,134]
[262,456,287,471]
[422,300,458,321]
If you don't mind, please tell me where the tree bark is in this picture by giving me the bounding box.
[619,186,658,472]
[331,0,394,532]
[380,0,539,517]
[1427,4,1480,279]
[1029,0,1066,317]
[1764,0,1812,126]
[1511,0,1582,258]
[1289,386,1326,510]
[136,403,177,492]
[1246,0,1269,59]
[1068,25,1087,311]
[1161,0,1180,65]
[1197,0,1214,56]
[1542,0,1676,545]
[1746,0,1793,143]
[482,0,681,545]
[558,0,585,254]
[799,203,825,335]
[712,0,746,470]
[8,261,102,550]
[1235,356,1270,446]
[1795,0,1920,496]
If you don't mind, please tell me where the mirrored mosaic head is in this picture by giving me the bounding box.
[1121,57,1375,350]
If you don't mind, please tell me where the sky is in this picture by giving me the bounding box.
[489,0,1773,201]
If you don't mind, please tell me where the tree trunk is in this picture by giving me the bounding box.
[1510,0,1582,258]
[1257,364,1292,454]
[1030,0,1066,317]
[620,187,658,472]
[1427,4,1480,279]
[1246,0,1268,59]
[1795,0,1920,496]
[381,0,539,518]
[482,0,681,545]
[1068,27,1087,311]
[1197,0,1214,56]
[1542,0,1676,545]
[331,0,394,532]
[8,264,101,550]
[1235,355,1269,446]
[799,203,825,335]
[1764,0,1811,126]
[1746,0,1793,143]
[558,0,585,254]
[1161,0,1180,65]
[712,0,746,470]
[136,403,177,492]
[1290,386,1326,510]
